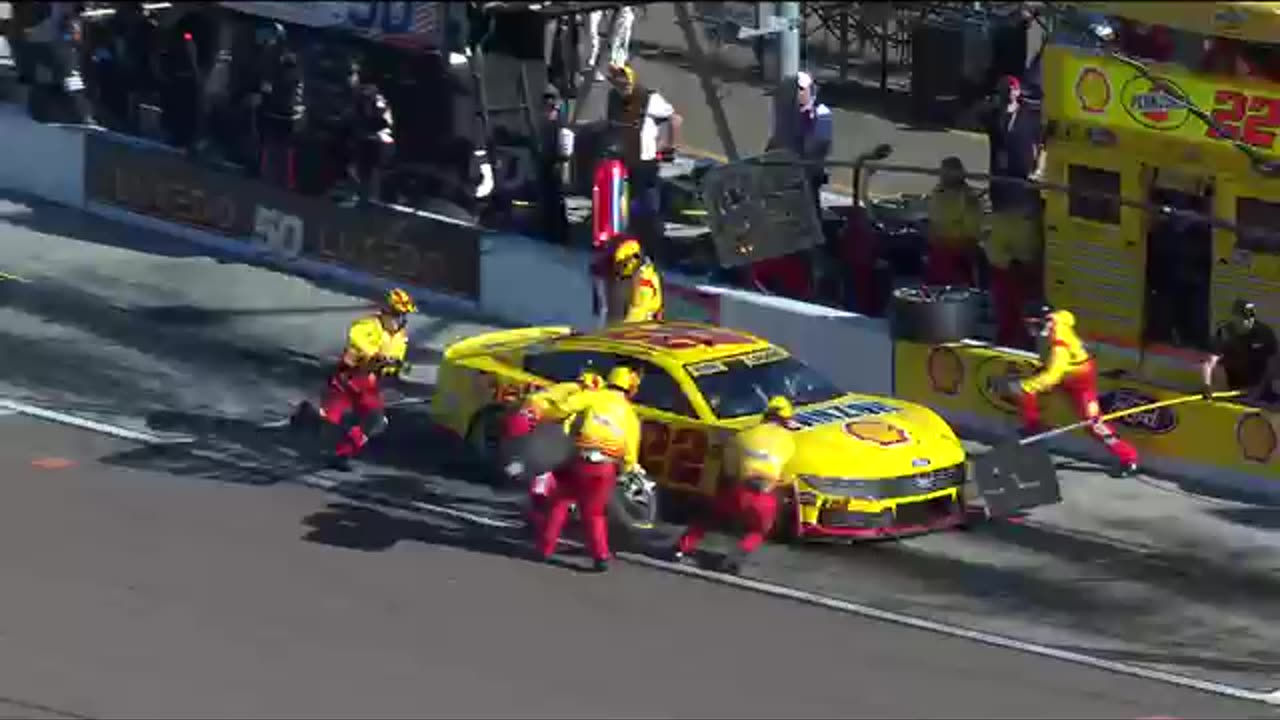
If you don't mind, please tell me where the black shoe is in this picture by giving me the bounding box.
[327,455,354,472]
[1113,462,1140,478]
[591,558,610,573]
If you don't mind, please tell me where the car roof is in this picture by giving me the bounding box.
[552,321,775,363]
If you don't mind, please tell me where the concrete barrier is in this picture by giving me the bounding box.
[0,104,85,208]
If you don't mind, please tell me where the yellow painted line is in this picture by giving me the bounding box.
[0,271,28,283]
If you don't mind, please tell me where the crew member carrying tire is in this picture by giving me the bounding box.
[536,366,644,572]
[317,288,416,471]
[604,237,663,324]
[672,396,797,574]
[504,369,606,531]
[1013,305,1140,476]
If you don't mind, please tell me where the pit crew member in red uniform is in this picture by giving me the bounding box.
[673,396,797,574]
[1014,305,1140,476]
[536,366,643,572]
[319,288,416,471]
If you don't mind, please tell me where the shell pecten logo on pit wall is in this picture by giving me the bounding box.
[926,346,964,396]
[1074,66,1111,114]
[1237,412,1278,464]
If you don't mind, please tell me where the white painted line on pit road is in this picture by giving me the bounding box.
[11,398,1279,706]
[0,399,194,445]
[297,473,1280,707]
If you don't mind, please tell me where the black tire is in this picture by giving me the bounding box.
[464,405,507,485]
[771,489,800,544]
[888,284,978,343]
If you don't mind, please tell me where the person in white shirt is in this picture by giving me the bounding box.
[605,63,680,246]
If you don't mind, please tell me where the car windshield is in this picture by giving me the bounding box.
[689,353,844,419]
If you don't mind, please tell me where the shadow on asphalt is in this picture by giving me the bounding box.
[1211,507,1280,531]
[300,501,599,573]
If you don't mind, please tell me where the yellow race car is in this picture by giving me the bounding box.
[429,321,969,539]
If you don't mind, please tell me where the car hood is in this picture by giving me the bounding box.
[781,395,965,479]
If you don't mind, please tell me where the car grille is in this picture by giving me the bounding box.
[819,496,960,529]
[802,463,965,500]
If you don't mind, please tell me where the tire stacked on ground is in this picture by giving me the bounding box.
[888,285,978,343]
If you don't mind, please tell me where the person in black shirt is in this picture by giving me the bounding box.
[983,75,1042,212]
[1202,299,1279,400]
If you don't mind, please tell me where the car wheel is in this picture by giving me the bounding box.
[464,405,507,484]
[888,284,978,344]
[771,491,800,544]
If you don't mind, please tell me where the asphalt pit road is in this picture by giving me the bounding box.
[300,501,594,573]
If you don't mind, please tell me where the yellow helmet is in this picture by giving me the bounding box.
[606,366,642,397]
[578,369,605,390]
[613,238,643,278]
[607,63,636,87]
[385,288,417,315]
[764,396,794,421]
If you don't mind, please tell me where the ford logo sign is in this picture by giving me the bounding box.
[911,458,930,468]
[1098,389,1178,434]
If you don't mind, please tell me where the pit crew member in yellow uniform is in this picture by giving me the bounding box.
[536,366,643,572]
[1014,305,1140,476]
[924,156,982,287]
[674,396,796,574]
[607,237,664,324]
[319,288,416,471]
[503,369,605,531]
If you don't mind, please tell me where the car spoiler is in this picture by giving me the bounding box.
[443,326,574,361]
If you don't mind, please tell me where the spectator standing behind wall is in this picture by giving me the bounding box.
[605,63,680,250]
[766,71,833,218]
[346,78,395,206]
[537,83,573,245]
[299,35,359,197]
[256,25,304,190]
[88,2,155,134]
[982,75,1043,213]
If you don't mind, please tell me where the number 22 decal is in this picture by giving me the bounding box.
[1206,89,1280,148]
[640,423,707,486]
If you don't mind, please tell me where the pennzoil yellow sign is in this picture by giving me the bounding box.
[1059,52,1280,154]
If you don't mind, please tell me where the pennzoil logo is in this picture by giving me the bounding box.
[1237,412,1278,464]
[1074,66,1111,114]
[975,356,1037,415]
[1120,75,1191,131]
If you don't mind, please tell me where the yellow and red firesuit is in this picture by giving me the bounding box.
[1015,307,1139,473]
